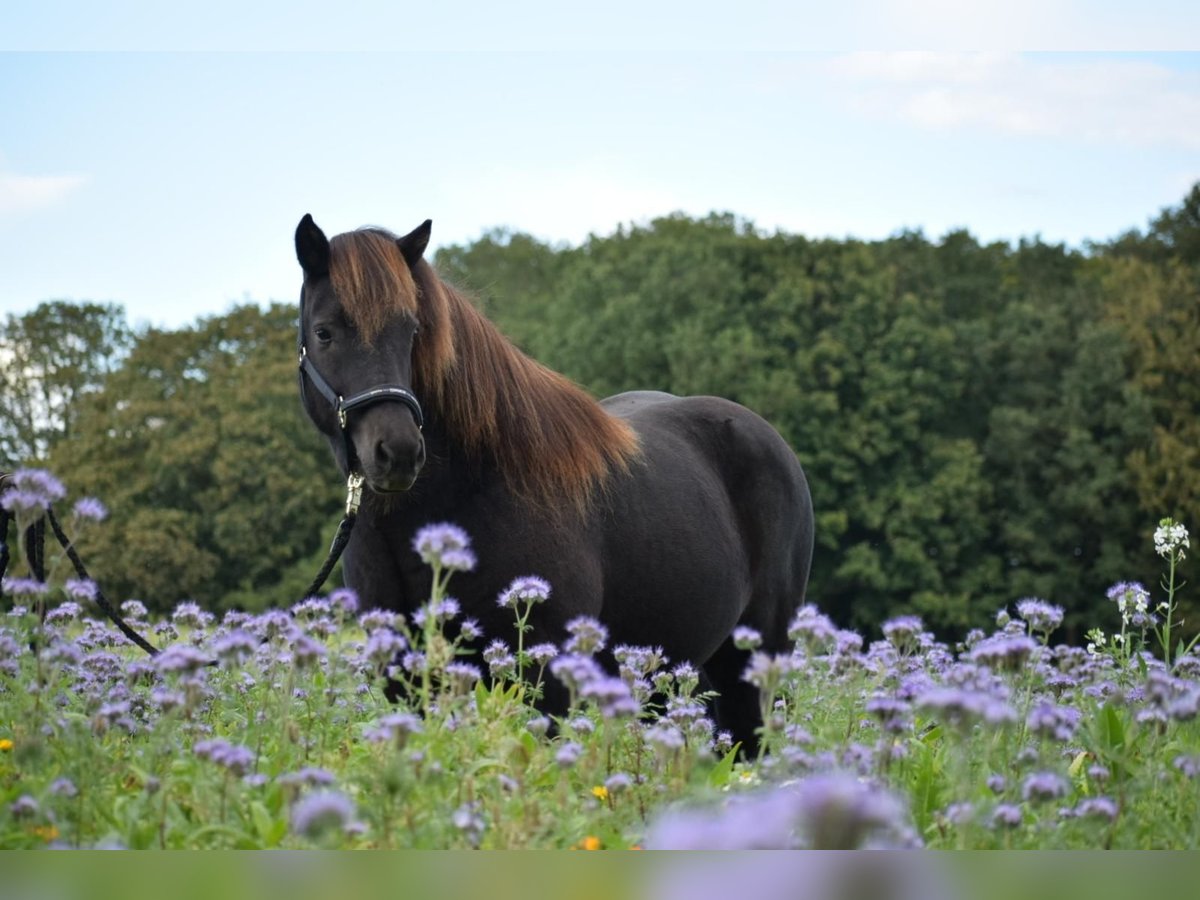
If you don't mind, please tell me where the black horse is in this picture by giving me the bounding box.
[294,215,814,748]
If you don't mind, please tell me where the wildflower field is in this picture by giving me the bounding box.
[1,468,1198,850]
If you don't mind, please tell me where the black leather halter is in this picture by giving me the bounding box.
[297,297,424,480]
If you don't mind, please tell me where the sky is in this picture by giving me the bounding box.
[2,5,1199,330]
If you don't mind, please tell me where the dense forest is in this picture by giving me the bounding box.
[3,186,1198,640]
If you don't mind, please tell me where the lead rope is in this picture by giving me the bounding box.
[301,473,364,599]
[0,471,363,658]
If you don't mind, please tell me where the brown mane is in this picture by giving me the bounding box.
[328,228,639,511]
[328,229,418,345]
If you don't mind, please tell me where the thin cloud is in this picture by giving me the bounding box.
[0,169,87,214]
[826,52,1200,150]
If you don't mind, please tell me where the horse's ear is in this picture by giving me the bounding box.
[397,219,432,268]
[295,213,330,277]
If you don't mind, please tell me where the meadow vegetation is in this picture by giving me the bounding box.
[1,469,1196,849]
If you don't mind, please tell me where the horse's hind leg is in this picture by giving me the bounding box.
[703,637,762,758]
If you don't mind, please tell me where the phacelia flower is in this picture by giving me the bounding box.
[72,497,108,522]
[788,605,837,649]
[1021,771,1068,803]
[291,790,358,840]
[1014,598,1064,635]
[564,616,608,656]
[496,575,551,610]
[412,523,476,571]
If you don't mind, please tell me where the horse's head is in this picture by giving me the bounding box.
[295,214,430,494]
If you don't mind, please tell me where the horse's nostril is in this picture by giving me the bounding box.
[375,440,393,467]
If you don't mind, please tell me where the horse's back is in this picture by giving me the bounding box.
[601,391,814,650]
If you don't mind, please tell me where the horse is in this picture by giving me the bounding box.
[294,214,814,750]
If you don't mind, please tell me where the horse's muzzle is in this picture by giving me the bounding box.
[363,432,425,493]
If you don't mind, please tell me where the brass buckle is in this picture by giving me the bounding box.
[345,473,365,516]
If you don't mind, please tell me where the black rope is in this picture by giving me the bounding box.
[24,518,45,583]
[45,506,160,657]
[301,513,356,600]
[1,467,354,658]
[0,507,11,602]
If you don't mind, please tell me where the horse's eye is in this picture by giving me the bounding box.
[314,327,332,344]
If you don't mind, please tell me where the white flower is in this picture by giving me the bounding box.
[1154,519,1190,560]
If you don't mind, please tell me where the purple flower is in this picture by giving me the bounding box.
[526,642,559,666]
[732,626,763,650]
[581,676,640,719]
[9,794,39,819]
[788,605,837,649]
[172,601,214,629]
[1015,598,1064,635]
[1,577,47,601]
[1174,755,1200,779]
[367,712,423,746]
[916,686,1016,729]
[3,469,65,515]
[120,599,149,620]
[412,523,476,572]
[72,497,108,522]
[445,661,482,691]
[358,609,398,633]
[194,739,256,776]
[1025,701,1082,741]
[605,772,633,795]
[555,741,583,768]
[881,615,925,650]
[290,631,327,668]
[550,653,603,692]
[45,601,83,624]
[451,801,487,848]
[968,634,1039,671]
[866,695,912,734]
[49,778,78,798]
[154,644,211,676]
[291,790,358,840]
[1107,582,1150,622]
[59,579,96,604]
[1072,797,1119,822]
[482,640,516,679]
[991,804,1023,829]
[211,629,258,666]
[496,575,551,609]
[459,618,481,641]
[742,652,795,692]
[328,588,358,615]
[564,616,608,656]
[647,775,910,850]
[1021,771,1068,803]
[645,724,686,753]
[363,629,405,669]
[277,767,336,788]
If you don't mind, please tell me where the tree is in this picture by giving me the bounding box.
[0,301,132,468]
[49,303,341,613]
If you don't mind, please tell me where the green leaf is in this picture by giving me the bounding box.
[706,746,739,789]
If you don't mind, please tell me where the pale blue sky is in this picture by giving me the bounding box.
[2,6,1199,328]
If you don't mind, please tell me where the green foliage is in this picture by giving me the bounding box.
[0,300,132,468]
[44,304,340,613]
[3,185,1196,637]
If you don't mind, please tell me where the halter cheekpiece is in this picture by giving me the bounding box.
[297,293,425,507]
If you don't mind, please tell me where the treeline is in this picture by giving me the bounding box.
[3,186,1198,638]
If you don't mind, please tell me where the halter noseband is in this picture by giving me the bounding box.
[297,315,424,493]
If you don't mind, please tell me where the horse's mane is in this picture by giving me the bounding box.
[328,228,639,511]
